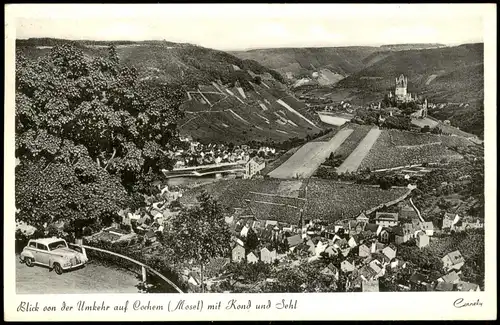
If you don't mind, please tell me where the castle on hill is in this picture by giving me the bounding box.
[387,74,428,118]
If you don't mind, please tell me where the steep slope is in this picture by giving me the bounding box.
[17,38,322,144]
[231,47,381,86]
[337,43,484,103]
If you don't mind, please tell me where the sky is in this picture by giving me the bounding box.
[9,4,489,51]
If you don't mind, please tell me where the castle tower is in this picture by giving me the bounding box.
[395,74,408,100]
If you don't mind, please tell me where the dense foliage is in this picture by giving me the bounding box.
[15,44,184,233]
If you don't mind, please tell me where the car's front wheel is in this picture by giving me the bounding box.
[25,257,34,267]
[53,263,63,275]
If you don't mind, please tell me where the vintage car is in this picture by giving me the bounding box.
[20,237,88,275]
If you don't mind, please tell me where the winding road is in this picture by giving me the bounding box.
[16,255,142,294]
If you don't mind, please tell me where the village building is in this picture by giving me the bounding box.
[246,252,259,264]
[341,260,356,273]
[416,231,430,248]
[442,250,465,272]
[443,212,459,231]
[286,234,303,252]
[356,212,369,223]
[438,271,461,284]
[382,245,397,260]
[320,263,340,281]
[260,247,277,264]
[359,243,371,258]
[231,240,246,262]
[379,228,392,244]
[244,157,266,179]
[375,212,399,227]
[455,281,481,292]
[421,221,435,236]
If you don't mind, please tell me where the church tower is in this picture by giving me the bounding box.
[395,74,408,101]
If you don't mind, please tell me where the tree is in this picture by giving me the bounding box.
[245,228,259,251]
[163,191,231,292]
[15,44,184,235]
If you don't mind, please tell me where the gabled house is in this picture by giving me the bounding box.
[341,260,356,273]
[188,271,201,287]
[246,252,259,264]
[323,245,338,258]
[394,224,413,245]
[375,212,399,227]
[370,241,386,254]
[260,247,277,264]
[368,259,385,278]
[358,265,377,282]
[359,243,371,258]
[416,231,430,248]
[379,228,393,244]
[442,212,458,231]
[434,281,454,292]
[231,240,246,262]
[305,239,316,256]
[442,250,465,272]
[382,245,397,260]
[320,263,340,281]
[315,240,329,256]
[356,212,369,223]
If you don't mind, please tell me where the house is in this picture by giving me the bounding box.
[399,204,418,219]
[315,240,329,256]
[368,259,385,278]
[341,260,356,273]
[442,250,465,272]
[358,244,372,257]
[438,271,460,284]
[246,252,259,264]
[455,281,481,292]
[382,245,397,260]
[305,239,316,256]
[240,225,250,238]
[375,212,399,227]
[421,221,434,236]
[356,212,369,223]
[348,234,362,248]
[394,224,413,245]
[231,241,246,262]
[442,212,458,230]
[320,263,339,281]
[245,157,266,179]
[286,234,303,252]
[358,265,377,281]
[411,218,422,232]
[416,231,430,248]
[145,230,157,242]
[333,237,349,250]
[260,247,277,264]
[362,279,380,292]
[379,228,392,244]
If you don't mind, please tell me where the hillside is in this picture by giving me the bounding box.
[337,43,483,103]
[231,47,381,86]
[17,38,323,144]
[380,43,446,51]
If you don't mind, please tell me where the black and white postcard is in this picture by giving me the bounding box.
[4,3,497,321]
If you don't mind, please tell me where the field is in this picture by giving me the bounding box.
[268,128,353,179]
[333,124,373,157]
[180,178,411,224]
[303,179,410,222]
[336,127,382,173]
[358,130,464,171]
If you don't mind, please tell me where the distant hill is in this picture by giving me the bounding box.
[17,38,323,144]
[231,47,381,86]
[336,43,484,137]
[380,43,447,51]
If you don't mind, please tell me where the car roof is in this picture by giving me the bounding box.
[30,237,66,245]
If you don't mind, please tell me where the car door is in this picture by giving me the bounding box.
[36,243,50,266]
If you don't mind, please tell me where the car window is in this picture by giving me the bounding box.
[28,241,36,248]
[48,240,68,251]
[36,243,48,251]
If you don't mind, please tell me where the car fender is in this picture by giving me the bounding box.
[49,255,64,268]
[20,250,34,259]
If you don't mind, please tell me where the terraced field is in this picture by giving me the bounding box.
[268,128,354,179]
[180,178,411,224]
[304,179,410,222]
[358,130,465,171]
[333,124,373,158]
[336,127,382,173]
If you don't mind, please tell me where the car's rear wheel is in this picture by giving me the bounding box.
[53,263,63,275]
[25,257,34,267]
